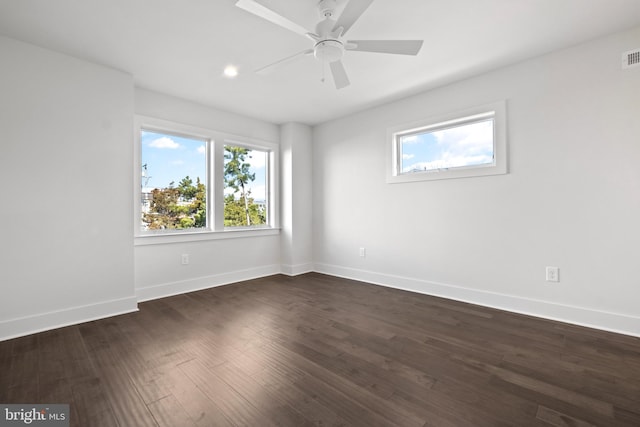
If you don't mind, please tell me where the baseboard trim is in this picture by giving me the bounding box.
[136,264,282,302]
[6,263,638,341]
[0,296,138,342]
[313,263,640,338]
[281,263,314,276]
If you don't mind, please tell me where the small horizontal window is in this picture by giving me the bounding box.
[387,101,507,183]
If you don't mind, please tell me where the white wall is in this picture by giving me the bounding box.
[0,36,137,340]
[280,123,314,275]
[134,89,283,300]
[2,25,639,341]
[312,26,640,336]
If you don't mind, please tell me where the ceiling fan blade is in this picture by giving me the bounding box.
[329,60,350,89]
[346,40,424,55]
[255,49,314,74]
[332,0,374,36]
[235,0,311,36]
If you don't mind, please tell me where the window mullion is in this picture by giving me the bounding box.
[211,140,225,231]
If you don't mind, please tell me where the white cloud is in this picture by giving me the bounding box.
[247,184,266,200]
[223,184,266,200]
[247,151,266,169]
[197,145,206,154]
[400,135,419,144]
[433,120,493,154]
[171,160,185,166]
[149,137,180,149]
[401,119,494,173]
[403,160,447,172]
[403,154,493,173]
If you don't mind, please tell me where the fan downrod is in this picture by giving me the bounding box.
[317,0,337,18]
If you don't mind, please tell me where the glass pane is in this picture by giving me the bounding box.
[223,145,267,227]
[400,119,494,174]
[140,130,207,231]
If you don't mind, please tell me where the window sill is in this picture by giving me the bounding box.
[387,162,505,183]
[134,227,280,246]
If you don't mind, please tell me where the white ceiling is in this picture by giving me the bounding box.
[1,0,639,125]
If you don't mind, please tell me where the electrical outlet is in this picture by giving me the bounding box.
[545,266,559,282]
[181,254,190,265]
[359,247,366,257]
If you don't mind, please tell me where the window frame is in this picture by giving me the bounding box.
[386,101,507,183]
[222,140,273,230]
[138,127,212,235]
[134,115,279,245]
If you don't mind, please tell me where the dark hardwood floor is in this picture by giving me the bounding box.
[1,273,639,426]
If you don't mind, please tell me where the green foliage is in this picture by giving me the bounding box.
[193,177,206,228]
[179,217,195,228]
[142,175,206,230]
[224,146,263,226]
[224,146,255,194]
[178,176,197,200]
[142,147,266,230]
[223,194,266,227]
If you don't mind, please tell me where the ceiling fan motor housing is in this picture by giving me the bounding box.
[314,39,344,63]
[318,0,337,17]
[236,0,424,89]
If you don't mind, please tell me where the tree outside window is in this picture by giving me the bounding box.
[223,145,267,227]
[139,129,270,233]
[140,131,207,231]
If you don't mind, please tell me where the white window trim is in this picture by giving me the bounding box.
[386,100,507,183]
[222,138,277,231]
[134,115,279,245]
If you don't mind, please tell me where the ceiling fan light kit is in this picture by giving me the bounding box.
[314,40,344,63]
[235,0,424,89]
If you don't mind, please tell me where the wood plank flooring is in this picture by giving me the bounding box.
[1,273,639,426]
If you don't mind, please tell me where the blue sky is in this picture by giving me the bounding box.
[400,119,494,173]
[141,130,266,201]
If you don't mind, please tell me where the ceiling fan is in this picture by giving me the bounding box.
[235,0,424,89]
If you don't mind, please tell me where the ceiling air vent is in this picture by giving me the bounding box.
[622,48,640,69]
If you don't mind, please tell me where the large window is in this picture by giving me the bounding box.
[387,101,507,183]
[135,116,278,240]
[140,130,208,231]
[224,145,268,227]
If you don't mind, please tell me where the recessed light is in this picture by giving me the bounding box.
[223,65,239,78]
